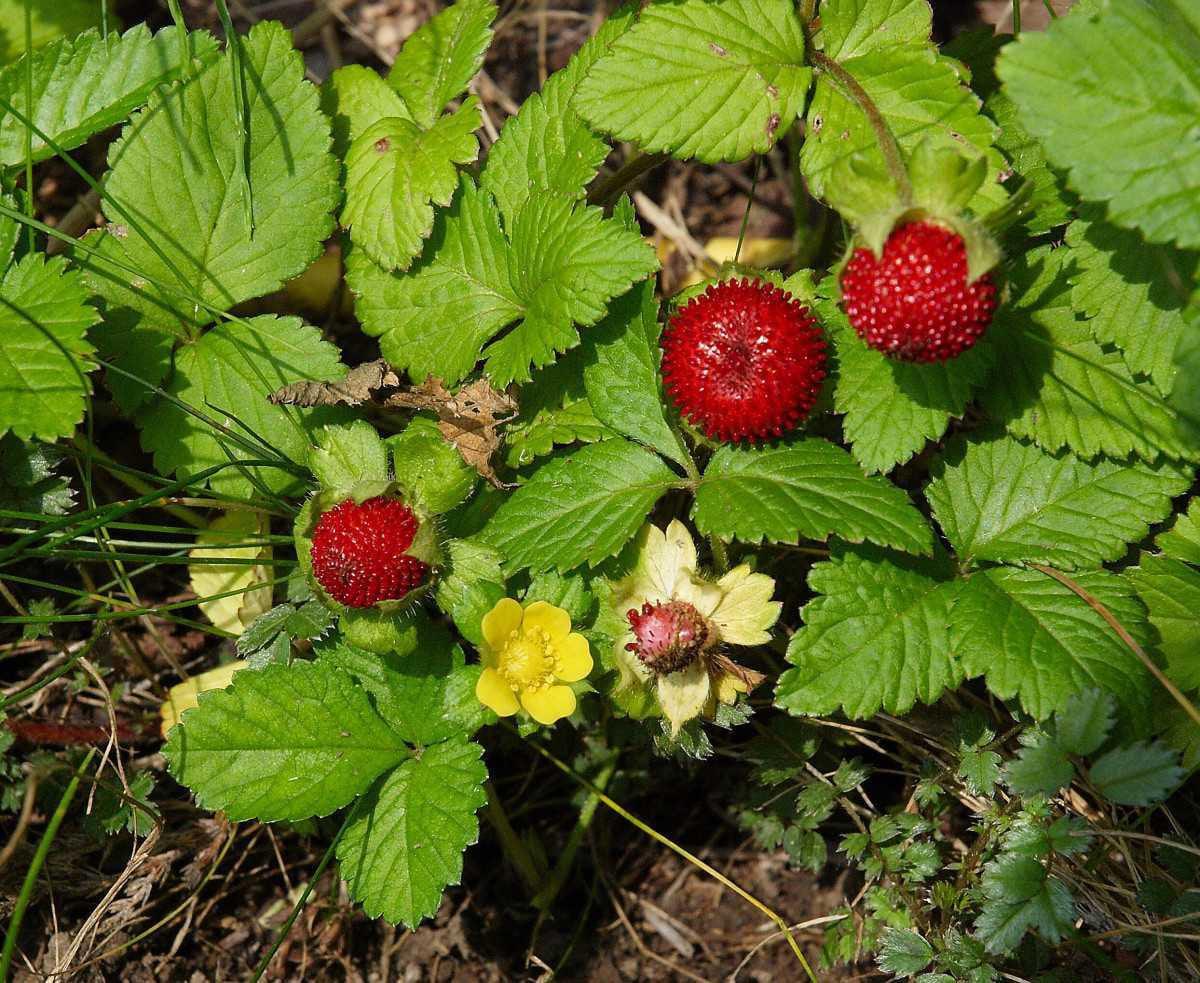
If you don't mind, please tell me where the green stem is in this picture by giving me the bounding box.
[0,748,96,980]
[733,157,762,266]
[522,733,817,982]
[251,799,363,982]
[1012,0,1022,34]
[809,50,912,205]
[484,779,545,896]
[532,754,618,912]
[587,151,669,209]
[22,0,33,254]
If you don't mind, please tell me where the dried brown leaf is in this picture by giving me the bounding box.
[268,360,400,407]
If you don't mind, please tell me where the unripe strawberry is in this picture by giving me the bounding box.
[660,278,827,443]
[626,600,710,675]
[310,496,429,608]
[840,220,997,362]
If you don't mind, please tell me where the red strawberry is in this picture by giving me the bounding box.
[660,278,827,443]
[626,600,710,675]
[310,496,429,608]
[840,221,997,362]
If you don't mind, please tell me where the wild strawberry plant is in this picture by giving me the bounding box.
[2,0,1200,976]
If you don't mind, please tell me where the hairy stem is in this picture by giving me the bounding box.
[809,50,913,204]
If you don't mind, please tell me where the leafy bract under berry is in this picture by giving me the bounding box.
[311,496,429,608]
[660,278,827,443]
[840,221,997,363]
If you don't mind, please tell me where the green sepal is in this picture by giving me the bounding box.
[339,605,428,655]
[308,420,389,495]
[386,416,478,516]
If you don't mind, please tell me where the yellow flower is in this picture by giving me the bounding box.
[475,598,593,725]
[611,520,779,735]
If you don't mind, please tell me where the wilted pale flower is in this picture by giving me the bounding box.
[475,598,593,725]
[610,520,779,735]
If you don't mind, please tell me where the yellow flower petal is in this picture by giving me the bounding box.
[482,597,523,648]
[523,600,572,641]
[476,666,520,716]
[555,633,593,682]
[711,565,781,645]
[521,685,577,725]
[674,574,724,619]
[656,661,711,736]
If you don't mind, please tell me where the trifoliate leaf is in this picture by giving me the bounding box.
[320,65,411,160]
[388,417,478,515]
[0,25,217,166]
[927,434,1192,570]
[575,0,810,163]
[481,192,658,385]
[435,538,507,646]
[801,42,1001,215]
[776,547,963,719]
[1157,499,1200,565]
[504,399,610,468]
[309,420,388,494]
[137,316,349,498]
[77,21,338,333]
[0,434,74,516]
[480,5,634,223]
[877,927,934,978]
[1003,732,1073,797]
[0,254,98,441]
[819,0,932,60]
[693,438,933,555]
[337,736,487,928]
[981,247,1192,462]
[1127,556,1200,692]
[976,855,1075,953]
[580,279,690,468]
[386,0,496,130]
[1067,211,1199,394]
[952,567,1154,730]
[164,660,408,822]
[822,294,993,473]
[1054,688,1116,757]
[483,438,678,573]
[341,100,481,271]
[997,0,1200,249]
[315,622,488,745]
[1089,741,1183,806]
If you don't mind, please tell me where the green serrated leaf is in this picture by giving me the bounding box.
[819,0,931,60]
[822,294,993,473]
[337,736,487,928]
[1067,211,1199,394]
[1089,741,1183,806]
[958,746,1001,797]
[342,100,481,271]
[693,438,933,554]
[977,855,1074,953]
[1004,732,1073,797]
[997,0,1200,249]
[137,315,349,498]
[877,927,934,978]
[386,0,496,130]
[504,399,610,468]
[482,193,658,385]
[315,622,487,745]
[164,660,408,822]
[981,247,1192,462]
[1054,688,1115,757]
[0,434,74,516]
[0,254,98,442]
[576,0,810,164]
[1157,500,1200,565]
[310,420,388,493]
[76,21,338,333]
[388,417,477,515]
[802,42,1001,216]
[480,4,634,223]
[1127,555,1200,692]
[580,279,690,468]
[776,547,962,719]
[435,538,507,645]
[0,0,112,62]
[484,438,677,573]
[952,566,1154,730]
[525,569,596,625]
[0,25,218,166]
[320,65,412,160]
[927,433,1192,570]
